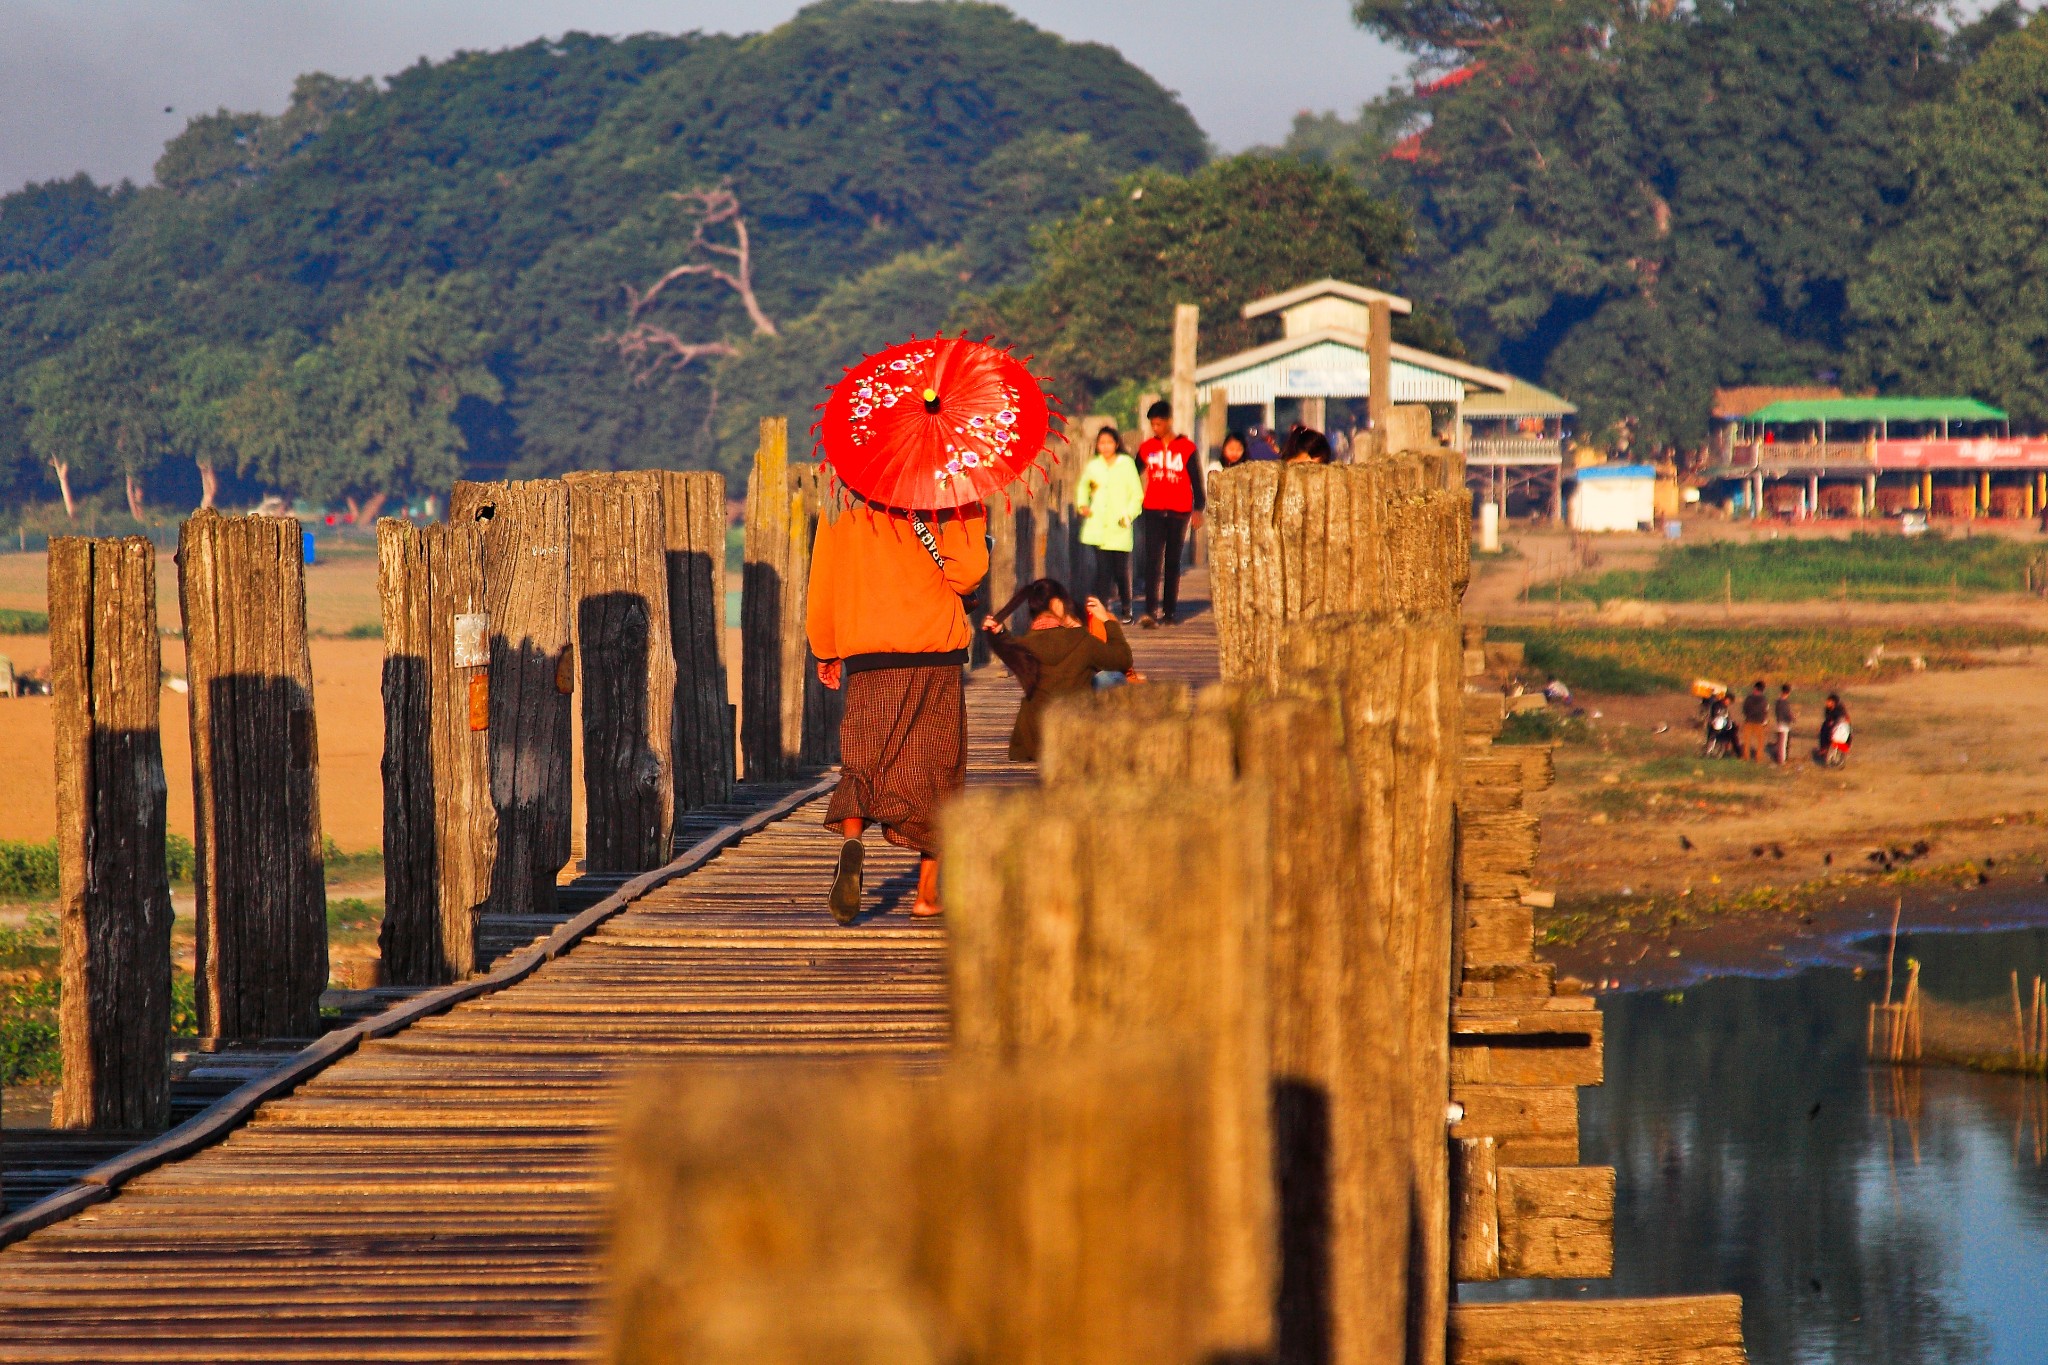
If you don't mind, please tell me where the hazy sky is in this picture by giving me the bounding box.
[0,1,1409,193]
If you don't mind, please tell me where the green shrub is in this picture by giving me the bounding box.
[0,977,60,1086]
[342,621,382,639]
[171,971,199,1037]
[1491,623,2046,694]
[0,836,199,898]
[0,607,48,633]
[1566,532,2038,604]
[0,910,58,970]
[1499,709,1589,744]
[0,840,59,899]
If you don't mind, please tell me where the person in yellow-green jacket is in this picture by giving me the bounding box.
[1074,424,1144,623]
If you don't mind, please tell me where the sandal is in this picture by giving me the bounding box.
[829,838,864,925]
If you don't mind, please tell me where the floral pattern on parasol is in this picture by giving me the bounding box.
[817,335,1059,511]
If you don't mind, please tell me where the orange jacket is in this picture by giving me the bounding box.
[805,503,989,669]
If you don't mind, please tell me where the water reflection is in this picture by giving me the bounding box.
[1463,927,2048,1364]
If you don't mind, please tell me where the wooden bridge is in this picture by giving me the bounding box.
[1,425,1744,1362]
[0,608,1220,1363]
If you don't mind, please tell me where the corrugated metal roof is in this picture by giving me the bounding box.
[1194,331,1508,405]
[1462,376,1577,417]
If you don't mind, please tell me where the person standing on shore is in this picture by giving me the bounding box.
[1136,399,1204,628]
[1773,684,1796,765]
[807,494,988,924]
[1739,679,1769,762]
[1074,425,1142,623]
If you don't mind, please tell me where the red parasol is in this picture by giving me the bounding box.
[817,335,1057,511]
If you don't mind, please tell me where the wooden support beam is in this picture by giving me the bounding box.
[376,519,492,984]
[448,479,573,919]
[605,1051,1220,1365]
[567,471,675,873]
[1451,1083,1581,1166]
[660,470,734,812]
[1451,1137,1500,1282]
[177,511,327,1040]
[739,420,839,777]
[1449,1295,1746,1364]
[1498,1165,1615,1279]
[49,536,172,1131]
[1368,298,1393,450]
[943,778,1274,1360]
[1171,302,1199,443]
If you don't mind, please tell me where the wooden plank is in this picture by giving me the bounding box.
[1449,1295,1746,1364]
[1498,1165,1614,1279]
[49,537,173,1132]
[1452,1084,1581,1167]
[1451,1137,1499,1282]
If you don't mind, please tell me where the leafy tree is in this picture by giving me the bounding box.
[20,321,179,518]
[1851,15,2048,423]
[969,156,1411,405]
[0,175,133,275]
[166,342,257,508]
[220,277,499,514]
[1321,0,1953,449]
[712,247,968,475]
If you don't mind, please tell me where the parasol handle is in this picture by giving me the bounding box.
[922,388,941,413]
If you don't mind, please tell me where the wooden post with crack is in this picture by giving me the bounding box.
[177,510,327,1041]
[49,536,173,1130]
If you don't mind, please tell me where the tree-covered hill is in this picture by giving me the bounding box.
[0,0,1204,516]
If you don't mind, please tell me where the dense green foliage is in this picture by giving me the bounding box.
[972,157,1417,405]
[1565,533,2044,603]
[1492,622,2046,693]
[1852,14,2048,425]
[0,1,1204,510]
[1289,0,2030,449]
[0,835,194,900]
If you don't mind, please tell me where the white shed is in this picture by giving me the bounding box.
[1568,464,1656,532]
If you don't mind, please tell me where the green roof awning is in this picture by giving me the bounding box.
[1746,397,2006,424]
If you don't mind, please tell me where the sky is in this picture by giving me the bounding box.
[0,0,1410,193]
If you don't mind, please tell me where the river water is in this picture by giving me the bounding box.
[1462,926,2048,1363]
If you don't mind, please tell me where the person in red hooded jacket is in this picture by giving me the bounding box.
[1135,400,1205,627]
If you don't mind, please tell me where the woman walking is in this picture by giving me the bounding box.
[981,578,1133,762]
[1075,425,1143,622]
[807,494,988,924]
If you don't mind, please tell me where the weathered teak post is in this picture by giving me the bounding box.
[377,519,492,984]
[791,463,841,770]
[178,510,328,1040]
[1042,681,1419,1363]
[741,417,794,780]
[566,470,675,873]
[449,478,574,918]
[49,536,172,1130]
[659,469,734,811]
[942,778,1275,1360]
[605,1052,1217,1365]
[1202,458,1469,1364]
[1368,297,1394,453]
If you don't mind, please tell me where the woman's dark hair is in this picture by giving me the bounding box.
[1221,430,1248,455]
[1094,425,1124,453]
[1283,425,1333,462]
[990,577,1074,628]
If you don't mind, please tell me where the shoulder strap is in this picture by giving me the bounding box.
[907,511,948,573]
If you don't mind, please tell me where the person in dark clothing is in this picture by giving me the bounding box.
[1282,425,1334,463]
[1136,400,1205,627]
[1739,680,1769,761]
[1816,693,1847,763]
[981,578,1134,761]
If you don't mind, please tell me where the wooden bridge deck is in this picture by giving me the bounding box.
[0,591,1222,1363]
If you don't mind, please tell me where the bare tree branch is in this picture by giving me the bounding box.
[599,182,776,386]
